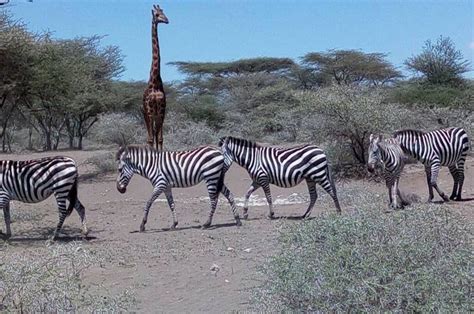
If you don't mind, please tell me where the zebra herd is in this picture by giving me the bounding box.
[0,127,470,239]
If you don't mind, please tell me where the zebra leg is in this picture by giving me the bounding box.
[302,179,317,219]
[53,195,69,240]
[140,186,165,232]
[202,188,219,229]
[455,160,466,201]
[221,184,242,226]
[1,201,12,239]
[448,165,459,200]
[424,166,435,202]
[262,183,275,219]
[430,163,449,202]
[318,174,342,214]
[74,200,89,236]
[243,181,260,219]
[164,188,178,229]
[392,180,401,209]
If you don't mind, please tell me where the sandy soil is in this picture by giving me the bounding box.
[1,149,473,312]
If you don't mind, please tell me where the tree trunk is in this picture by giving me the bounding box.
[77,135,83,150]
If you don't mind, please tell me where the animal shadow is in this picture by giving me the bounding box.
[129,221,240,234]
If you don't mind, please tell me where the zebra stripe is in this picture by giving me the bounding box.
[367,134,408,209]
[219,136,341,219]
[0,156,87,239]
[393,127,470,202]
[115,145,241,231]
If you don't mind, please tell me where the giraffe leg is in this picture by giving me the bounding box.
[143,99,154,146]
[221,184,241,226]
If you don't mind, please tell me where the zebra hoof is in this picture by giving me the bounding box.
[441,195,450,202]
[266,213,275,220]
[201,220,212,229]
[139,224,146,232]
[242,209,249,220]
[235,217,242,227]
[170,222,178,230]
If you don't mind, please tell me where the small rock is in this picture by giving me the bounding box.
[226,247,235,252]
[225,279,229,283]
[210,263,220,276]
[243,248,252,253]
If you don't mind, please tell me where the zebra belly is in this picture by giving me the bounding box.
[8,190,53,203]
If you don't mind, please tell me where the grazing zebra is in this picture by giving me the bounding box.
[115,145,241,231]
[393,127,470,202]
[218,136,341,219]
[0,156,88,240]
[367,134,409,209]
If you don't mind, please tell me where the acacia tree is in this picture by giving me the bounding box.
[0,12,35,151]
[405,36,470,86]
[61,36,124,149]
[301,49,402,86]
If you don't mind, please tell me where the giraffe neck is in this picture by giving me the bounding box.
[149,20,164,91]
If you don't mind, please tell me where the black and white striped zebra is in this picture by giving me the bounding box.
[116,145,241,231]
[218,136,341,219]
[367,134,409,209]
[393,127,470,202]
[0,156,88,240]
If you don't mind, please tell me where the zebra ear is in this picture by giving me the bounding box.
[218,137,226,147]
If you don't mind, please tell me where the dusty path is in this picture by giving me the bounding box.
[1,150,473,312]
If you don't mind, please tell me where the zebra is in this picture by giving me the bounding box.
[218,136,341,219]
[115,145,241,231]
[367,134,409,209]
[0,156,88,240]
[393,127,470,202]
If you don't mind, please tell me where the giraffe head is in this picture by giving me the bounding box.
[152,4,169,24]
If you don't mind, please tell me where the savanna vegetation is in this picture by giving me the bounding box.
[1,9,473,312]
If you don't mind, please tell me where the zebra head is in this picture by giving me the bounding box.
[218,136,235,168]
[367,134,383,173]
[116,146,134,194]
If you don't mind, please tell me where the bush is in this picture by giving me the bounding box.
[85,152,116,174]
[390,82,467,107]
[89,113,146,147]
[253,205,472,312]
[297,86,416,164]
[0,242,135,312]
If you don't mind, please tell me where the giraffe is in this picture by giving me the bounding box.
[143,4,169,151]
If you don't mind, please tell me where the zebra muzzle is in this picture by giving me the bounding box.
[117,183,127,194]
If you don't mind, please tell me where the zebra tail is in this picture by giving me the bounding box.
[66,179,78,217]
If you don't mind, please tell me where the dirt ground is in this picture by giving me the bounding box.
[1,149,473,312]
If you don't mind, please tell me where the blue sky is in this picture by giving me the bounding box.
[5,0,474,82]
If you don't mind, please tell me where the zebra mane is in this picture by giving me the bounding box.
[221,136,259,148]
[393,129,425,137]
[116,145,157,160]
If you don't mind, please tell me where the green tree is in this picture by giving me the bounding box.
[302,49,402,86]
[404,36,470,86]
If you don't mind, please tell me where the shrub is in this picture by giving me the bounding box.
[390,82,466,107]
[0,242,135,312]
[253,205,472,312]
[296,86,416,164]
[89,112,145,147]
[85,152,116,174]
